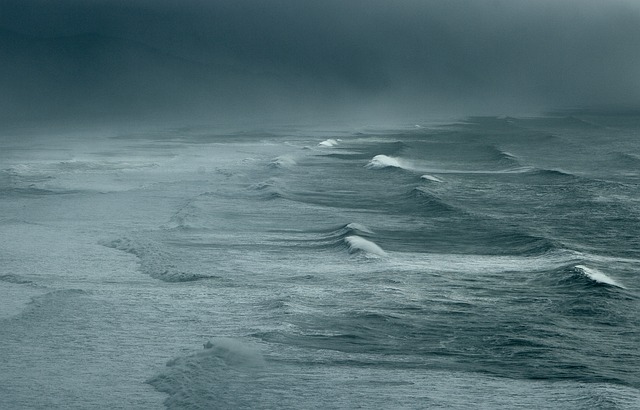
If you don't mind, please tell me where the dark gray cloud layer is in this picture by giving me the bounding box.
[1,0,639,125]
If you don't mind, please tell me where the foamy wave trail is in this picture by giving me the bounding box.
[101,237,209,282]
[344,235,387,257]
[148,338,265,409]
[421,174,443,183]
[318,138,339,147]
[574,265,626,289]
[365,155,409,170]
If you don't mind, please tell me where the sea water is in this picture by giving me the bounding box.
[1,112,639,409]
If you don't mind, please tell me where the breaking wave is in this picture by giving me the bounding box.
[148,338,265,409]
[365,155,411,170]
[319,139,340,147]
[344,235,387,257]
[573,265,626,289]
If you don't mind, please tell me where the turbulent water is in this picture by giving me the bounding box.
[1,112,639,409]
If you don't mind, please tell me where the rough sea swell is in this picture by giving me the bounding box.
[1,112,639,409]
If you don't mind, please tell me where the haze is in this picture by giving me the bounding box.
[1,0,639,127]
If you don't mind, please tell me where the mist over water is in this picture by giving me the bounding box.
[1,0,640,125]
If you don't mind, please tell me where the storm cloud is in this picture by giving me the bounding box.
[1,0,639,125]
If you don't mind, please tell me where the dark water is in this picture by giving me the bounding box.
[1,112,639,408]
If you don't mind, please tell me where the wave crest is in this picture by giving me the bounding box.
[365,155,408,170]
[319,139,339,147]
[344,235,387,257]
[573,265,626,288]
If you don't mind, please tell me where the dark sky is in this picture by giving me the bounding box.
[1,0,640,125]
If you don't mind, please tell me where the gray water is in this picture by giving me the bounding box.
[1,112,639,409]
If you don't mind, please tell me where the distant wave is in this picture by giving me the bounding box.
[573,265,626,289]
[101,237,209,282]
[0,274,34,285]
[318,139,339,147]
[612,152,640,167]
[0,186,81,197]
[524,168,579,180]
[487,146,522,168]
[344,222,375,235]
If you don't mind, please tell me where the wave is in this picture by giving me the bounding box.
[573,265,626,289]
[56,160,160,172]
[248,179,286,200]
[318,138,340,147]
[280,223,386,257]
[101,237,210,282]
[344,222,375,236]
[421,174,443,183]
[344,235,387,257]
[407,187,460,215]
[0,186,81,197]
[489,232,560,256]
[0,274,34,285]
[268,155,297,169]
[365,155,411,170]
[524,168,579,180]
[164,200,206,230]
[147,338,265,409]
[612,152,640,168]
[495,150,520,166]
[543,263,629,290]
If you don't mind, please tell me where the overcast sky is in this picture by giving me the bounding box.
[1,0,639,125]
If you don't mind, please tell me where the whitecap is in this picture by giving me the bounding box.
[365,155,406,170]
[574,265,626,288]
[319,139,339,147]
[344,235,387,257]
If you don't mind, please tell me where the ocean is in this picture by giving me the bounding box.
[1,111,639,409]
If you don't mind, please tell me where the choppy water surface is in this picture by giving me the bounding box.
[1,112,639,409]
